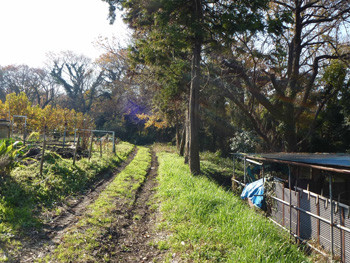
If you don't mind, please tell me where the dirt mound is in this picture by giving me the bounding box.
[54,147,75,159]
[24,147,41,158]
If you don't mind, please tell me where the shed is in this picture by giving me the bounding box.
[232,152,350,262]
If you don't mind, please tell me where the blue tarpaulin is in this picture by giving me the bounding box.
[241,178,265,209]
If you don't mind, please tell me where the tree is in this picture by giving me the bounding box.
[0,65,60,107]
[220,0,350,152]
[50,51,105,114]
[102,0,268,174]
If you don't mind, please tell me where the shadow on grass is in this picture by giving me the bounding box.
[0,175,41,233]
[201,165,232,191]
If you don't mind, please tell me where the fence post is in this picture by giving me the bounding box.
[73,133,80,165]
[282,186,285,227]
[243,157,247,184]
[329,174,334,261]
[112,132,116,155]
[63,122,67,148]
[88,132,93,161]
[232,156,236,190]
[23,117,27,146]
[100,138,102,158]
[39,126,47,177]
[297,189,300,244]
[74,129,77,145]
[288,165,292,238]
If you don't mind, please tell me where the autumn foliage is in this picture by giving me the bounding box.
[0,92,94,135]
[136,113,167,129]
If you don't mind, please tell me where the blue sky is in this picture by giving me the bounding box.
[0,0,130,67]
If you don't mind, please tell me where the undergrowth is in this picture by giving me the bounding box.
[156,151,310,262]
[43,146,151,262]
[0,142,134,262]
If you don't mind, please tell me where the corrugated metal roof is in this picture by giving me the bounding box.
[250,153,350,168]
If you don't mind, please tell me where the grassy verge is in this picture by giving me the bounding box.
[0,142,134,262]
[156,151,310,262]
[44,146,151,262]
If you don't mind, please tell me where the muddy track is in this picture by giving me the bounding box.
[100,149,164,262]
[17,147,138,263]
[111,150,164,262]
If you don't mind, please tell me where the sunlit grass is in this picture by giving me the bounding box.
[156,151,310,262]
[44,147,151,262]
[0,142,134,262]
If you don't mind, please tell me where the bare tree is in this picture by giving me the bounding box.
[50,51,105,113]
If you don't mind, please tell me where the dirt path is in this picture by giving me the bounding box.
[17,147,137,263]
[107,150,164,262]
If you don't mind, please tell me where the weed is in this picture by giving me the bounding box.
[157,240,170,250]
[133,214,141,220]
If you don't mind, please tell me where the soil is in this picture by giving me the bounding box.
[17,147,138,262]
[108,150,164,262]
[23,145,89,161]
[16,148,165,263]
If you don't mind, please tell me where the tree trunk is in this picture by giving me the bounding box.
[179,126,186,156]
[283,104,297,152]
[184,109,189,164]
[175,123,180,150]
[188,34,201,175]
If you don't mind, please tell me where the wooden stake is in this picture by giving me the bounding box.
[39,126,47,177]
[100,138,102,158]
[88,132,93,161]
[73,133,80,165]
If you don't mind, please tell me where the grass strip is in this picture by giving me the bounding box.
[44,146,151,262]
[156,151,310,262]
[0,142,134,262]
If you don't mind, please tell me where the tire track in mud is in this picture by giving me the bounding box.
[108,149,164,263]
[17,147,138,263]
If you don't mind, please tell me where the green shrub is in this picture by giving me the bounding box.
[0,140,24,178]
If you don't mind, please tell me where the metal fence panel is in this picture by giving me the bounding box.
[344,206,350,262]
[273,182,350,262]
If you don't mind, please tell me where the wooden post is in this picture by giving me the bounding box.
[63,122,67,148]
[88,132,93,161]
[112,132,116,155]
[23,117,27,146]
[74,129,77,145]
[100,138,102,158]
[73,133,80,165]
[39,126,47,177]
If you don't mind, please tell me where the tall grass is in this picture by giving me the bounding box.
[156,152,310,262]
